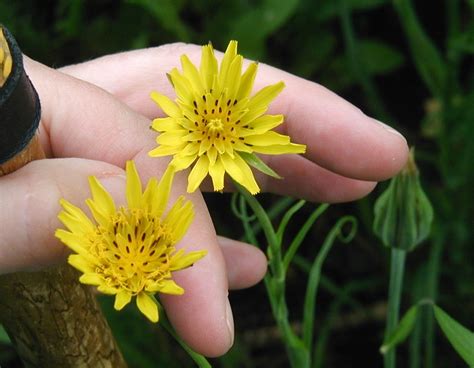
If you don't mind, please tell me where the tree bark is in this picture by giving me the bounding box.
[0,265,127,367]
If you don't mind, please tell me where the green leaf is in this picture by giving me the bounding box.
[229,0,299,58]
[358,39,405,75]
[128,0,191,41]
[380,305,418,354]
[291,32,337,77]
[450,27,474,55]
[238,151,282,179]
[392,0,446,97]
[434,306,474,366]
[0,324,10,344]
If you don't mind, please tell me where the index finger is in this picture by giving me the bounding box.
[61,44,408,182]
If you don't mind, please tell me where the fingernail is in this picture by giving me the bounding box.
[373,118,405,139]
[225,298,234,347]
[96,173,127,204]
[97,173,126,189]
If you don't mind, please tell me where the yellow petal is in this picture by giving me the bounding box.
[68,254,94,274]
[86,198,110,228]
[219,40,238,84]
[88,176,116,216]
[169,68,194,103]
[148,144,184,157]
[224,138,235,157]
[247,114,284,133]
[126,161,143,209]
[59,199,95,229]
[151,117,181,131]
[207,146,218,165]
[183,131,204,142]
[187,154,210,193]
[136,292,159,323]
[223,55,243,100]
[157,130,187,146]
[181,142,199,156]
[221,153,244,183]
[153,165,175,217]
[79,273,102,286]
[232,140,254,153]
[181,54,204,91]
[198,138,212,156]
[236,62,258,101]
[97,285,118,295]
[247,81,285,111]
[170,249,207,271]
[114,290,132,311]
[55,229,90,256]
[208,157,225,191]
[147,279,184,295]
[58,211,93,235]
[244,131,290,146]
[214,137,225,154]
[232,154,260,195]
[252,143,307,155]
[176,100,200,124]
[239,104,267,124]
[143,177,158,209]
[170,155,196,171]
[166,199,194,242]
[200,43,218,91]
[150,91,182,118]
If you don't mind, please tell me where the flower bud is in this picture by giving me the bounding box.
[373,148,433,251]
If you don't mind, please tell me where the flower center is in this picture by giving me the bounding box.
[184,95,245,154]
[207,118,224,133]
[91,208,175,294]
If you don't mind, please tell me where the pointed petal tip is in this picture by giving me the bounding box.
[114,291,132,311]
[137,292,159,323]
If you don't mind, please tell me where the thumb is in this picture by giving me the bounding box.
[0,157,125,274]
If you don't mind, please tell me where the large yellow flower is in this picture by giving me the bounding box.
[149,40,306,194]
[55,161,206,323]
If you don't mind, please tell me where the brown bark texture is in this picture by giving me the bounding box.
[0,137,127,367]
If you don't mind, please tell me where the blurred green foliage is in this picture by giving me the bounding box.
[0,0,473,367]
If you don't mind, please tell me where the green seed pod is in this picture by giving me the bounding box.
[373,148,433,251]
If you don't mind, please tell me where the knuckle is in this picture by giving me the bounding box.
[16,162,66,269]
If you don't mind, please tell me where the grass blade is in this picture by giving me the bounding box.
[433,305,474,366]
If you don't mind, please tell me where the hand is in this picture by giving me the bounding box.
[0,43,408,357]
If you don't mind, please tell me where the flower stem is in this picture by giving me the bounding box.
[235,184,307,367]
[384,248,407,368]
[152,297,211,368]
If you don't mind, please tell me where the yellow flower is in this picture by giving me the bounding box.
[55,161,206,323]
[149,40,306,194]
[0,28,13,85]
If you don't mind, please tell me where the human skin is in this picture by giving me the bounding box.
[0,43,408,357]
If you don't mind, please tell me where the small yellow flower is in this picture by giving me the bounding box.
[149,40,306,194]
[55,161,206,323]
[0,28,13,85]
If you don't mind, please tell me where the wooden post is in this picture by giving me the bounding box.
[0,25,126,367]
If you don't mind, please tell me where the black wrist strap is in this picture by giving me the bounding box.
[0,24,41,164]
